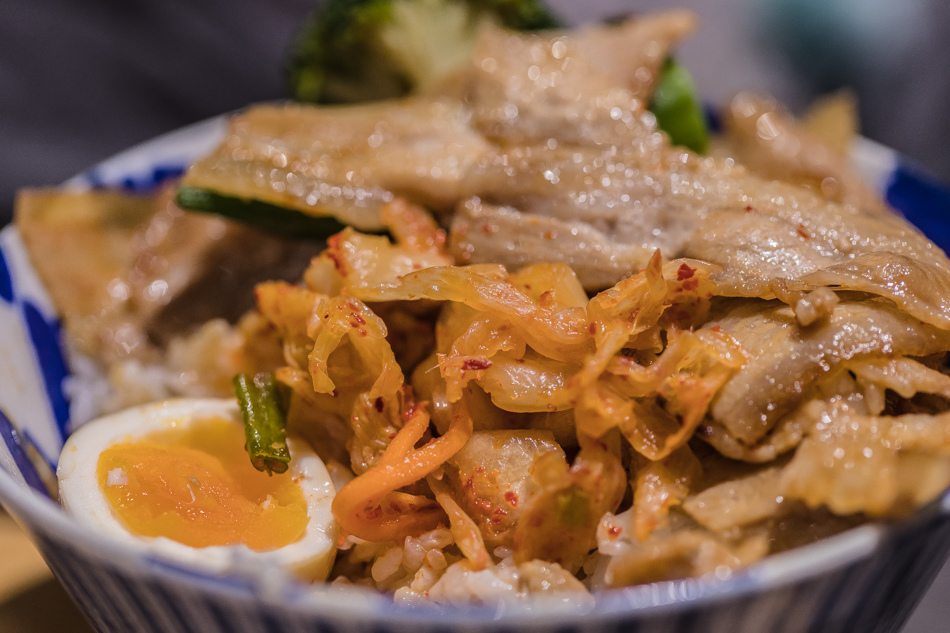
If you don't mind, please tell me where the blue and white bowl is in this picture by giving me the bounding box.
[1,119,950,633]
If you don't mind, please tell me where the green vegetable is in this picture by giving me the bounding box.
[233,372,291,475]
[288,0,560,104]
[176,187,355,241]
[648,57,710,154]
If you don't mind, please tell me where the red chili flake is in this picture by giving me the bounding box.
[676,263,696,280]
[589,322,598,335]
[462,358,492,371]
[481,223,498,235]
[744,205,754,213]
[353,313,366,325]
[797,223,810,239]
[464,477,476,492]
[492,507,508,517]
[710,325,721,332]
[325,235,346,273]
[682,278,699,291]
[476,499,492,512]
[607,526,623,538]
[374,397,384,413]
[390,502,403,513]
[539,290,552,303]
[504,491,519,507]
[357,328,367,337]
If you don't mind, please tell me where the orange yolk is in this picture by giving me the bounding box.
[96,417,308,551]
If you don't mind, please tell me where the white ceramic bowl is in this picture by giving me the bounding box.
[2,118,950,633]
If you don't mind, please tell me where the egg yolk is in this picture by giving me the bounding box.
[96,417,308,551]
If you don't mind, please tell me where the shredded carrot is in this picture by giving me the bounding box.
[376,400,429,467]
[331,396,474,542]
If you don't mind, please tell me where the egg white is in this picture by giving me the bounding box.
[57,398,338,581]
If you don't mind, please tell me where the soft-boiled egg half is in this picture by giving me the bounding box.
[58,398,337,581]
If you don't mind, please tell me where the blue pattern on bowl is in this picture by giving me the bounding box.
[0,246,14,304]
[1,116,950,633]
[21,300,70,450]
[887,161,950,255]
[0,409,51,499]
[85,164,186,195]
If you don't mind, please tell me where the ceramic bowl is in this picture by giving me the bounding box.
[2,118,950,633]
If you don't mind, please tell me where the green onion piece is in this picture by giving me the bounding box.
[176,186,353,241]
[233,372,291,475]
[649,57,710,154]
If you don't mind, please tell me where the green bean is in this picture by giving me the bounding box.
[233,372,291,475]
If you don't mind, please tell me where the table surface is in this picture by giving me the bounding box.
[0,512,92,632]
[1,510,947,633]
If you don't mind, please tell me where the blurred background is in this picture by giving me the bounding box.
[0,0,948,631]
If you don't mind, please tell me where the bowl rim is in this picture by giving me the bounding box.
[3,455,930,625]
[2,111,950,626]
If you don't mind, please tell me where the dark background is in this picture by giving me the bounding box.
[0,1,948,632]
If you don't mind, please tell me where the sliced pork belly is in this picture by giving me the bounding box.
[465,11,696,145]
[721,91,887,216]
[183,97,494,224]
[706,298,950,445]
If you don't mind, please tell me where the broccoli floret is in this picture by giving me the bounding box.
[288,0,560,104]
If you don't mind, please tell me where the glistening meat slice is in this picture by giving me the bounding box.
[458,131,950,325]
[721,92,887,216]
[450,198,654,290]
[708,298,950,445]
[799,252,950,328]
[183,98,493,225]
[683,187,950,327]
[455,126,950,323]
[465,11,697,144]
[780,401,950,516]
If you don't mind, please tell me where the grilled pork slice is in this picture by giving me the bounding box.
[706,298,950,445]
